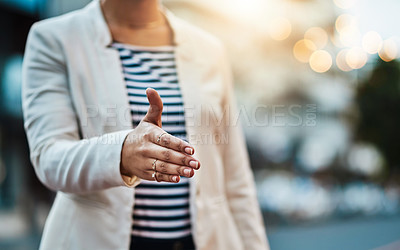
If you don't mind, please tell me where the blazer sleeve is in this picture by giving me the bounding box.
[22,23,140,194]
[219,48,270,250]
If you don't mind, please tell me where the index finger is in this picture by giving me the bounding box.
[152,130,195,155]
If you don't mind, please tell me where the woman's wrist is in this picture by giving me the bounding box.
[120,173,138,187]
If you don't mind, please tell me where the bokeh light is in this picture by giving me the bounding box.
[293,39,317,63]
[346,47,367,69]
[309,50,332,73]
[258,173,334,219]
[341,183,385,214]
[347,143,384,176]
[333,0,358,10]
[335,14,358,34]
[259,128,291,163]
[339,26,361,47]
[336,49,352,72]
[304,27,329,49]
[379,39,398,62]
[362,31,383,54]
[268,17,292,41]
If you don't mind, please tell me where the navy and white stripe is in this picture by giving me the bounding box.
[112,42,191,240]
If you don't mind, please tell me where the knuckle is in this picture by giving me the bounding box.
[142,131,151,141]
[149,126,159,135]
[159,162,168,172]
[136,145,144,154]
[177,141,183,151]
[143,127,157,141]
[139,146,150,156]
[161,136,171,146]
[181,156,189,165]
[157,173,166,182]
[177,166,185,175]
[162,150,171,160]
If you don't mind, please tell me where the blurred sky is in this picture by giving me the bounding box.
[351,0,400,40]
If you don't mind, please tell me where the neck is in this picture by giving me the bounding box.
[101,0,162,27]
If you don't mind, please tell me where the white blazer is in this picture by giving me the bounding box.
[22,0,269,249]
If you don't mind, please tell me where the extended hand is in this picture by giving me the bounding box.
[120,88,200,183]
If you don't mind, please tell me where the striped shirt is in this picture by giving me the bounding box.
[112,42,192,240]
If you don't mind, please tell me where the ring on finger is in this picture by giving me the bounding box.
[157,132,168,143]
[153,171,161,182]
[151,171,160,182]
[152,159,158,170]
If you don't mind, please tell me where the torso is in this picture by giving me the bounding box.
[112,41,194,248]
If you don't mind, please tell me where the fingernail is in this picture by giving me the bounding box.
[184,168,191,176]
[173,176,179,182]
[185,147,193,155]
[189,160,199,169]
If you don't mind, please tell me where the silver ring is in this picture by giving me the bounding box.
[152,159,157,170]
[157,132,168,143]
[152,171,160,182]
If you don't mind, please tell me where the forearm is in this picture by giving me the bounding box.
[30,129,139,193]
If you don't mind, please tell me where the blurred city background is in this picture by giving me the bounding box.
[1,0,400,249]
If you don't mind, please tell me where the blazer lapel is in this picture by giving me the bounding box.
[86,0,133,130]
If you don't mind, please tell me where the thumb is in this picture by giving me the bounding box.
[143,88,163,127]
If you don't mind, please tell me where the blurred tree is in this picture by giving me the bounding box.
[356,59,400,173]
